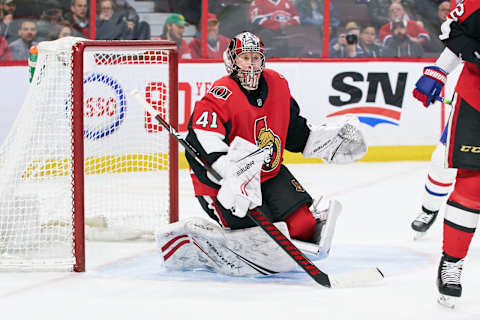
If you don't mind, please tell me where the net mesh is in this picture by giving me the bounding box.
[0,37,175,270]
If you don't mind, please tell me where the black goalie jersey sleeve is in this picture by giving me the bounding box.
[285,97,310,153]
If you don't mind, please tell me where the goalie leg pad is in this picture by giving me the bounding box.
[155,217,297,276]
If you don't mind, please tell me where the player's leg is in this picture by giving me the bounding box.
[261,165,341,256]
[436,97,480,307]
[437,169,480,307]
[411,128,457,239]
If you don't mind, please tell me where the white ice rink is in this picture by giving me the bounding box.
[2,162,480,320]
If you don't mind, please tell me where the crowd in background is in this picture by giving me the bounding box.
[0,0,452,61]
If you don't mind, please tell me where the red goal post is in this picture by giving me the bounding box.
[0,38,179,272]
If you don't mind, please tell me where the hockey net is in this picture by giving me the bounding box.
[0,37,178,271]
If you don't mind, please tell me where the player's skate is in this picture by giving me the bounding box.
[436,254,464,308]
[411,207,438,240]
[292,196,342,257]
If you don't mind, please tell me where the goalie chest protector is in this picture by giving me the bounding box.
[192,69,292,184]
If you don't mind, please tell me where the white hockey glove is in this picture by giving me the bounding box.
[303,115,367,164]
[217,137,265,218]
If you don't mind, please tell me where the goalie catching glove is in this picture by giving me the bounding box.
[217,137,266,218]
[303,115,367,164]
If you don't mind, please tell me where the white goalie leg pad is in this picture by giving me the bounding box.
[223,221,297,274]
[292,197,342,257]
[155,217,296,276]
[156,217,219,272]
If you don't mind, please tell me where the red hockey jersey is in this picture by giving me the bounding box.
[186,68,309,197]
[442,0,480,109]
[249,0,300,31]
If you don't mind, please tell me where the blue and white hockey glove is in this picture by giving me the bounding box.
[412,66,447,108]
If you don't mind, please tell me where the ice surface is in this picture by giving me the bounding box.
[1,162,480,320]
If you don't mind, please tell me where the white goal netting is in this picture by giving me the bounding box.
[0,37,177,271]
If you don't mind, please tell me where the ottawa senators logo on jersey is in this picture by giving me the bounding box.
[254,117,281,172]
[209,86,232,100]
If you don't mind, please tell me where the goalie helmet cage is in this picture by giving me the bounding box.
[0,38,179,272]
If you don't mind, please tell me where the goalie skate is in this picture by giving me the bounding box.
[293,197,342,257]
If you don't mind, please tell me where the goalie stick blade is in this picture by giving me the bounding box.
[328,267,384,288]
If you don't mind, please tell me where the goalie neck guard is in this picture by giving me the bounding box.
[223,32,265,91]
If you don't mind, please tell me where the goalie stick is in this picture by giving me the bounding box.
[130,89,384,288]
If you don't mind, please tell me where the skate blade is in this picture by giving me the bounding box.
[437,294,457,309]
[413,231,426,241]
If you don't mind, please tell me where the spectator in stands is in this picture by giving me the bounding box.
[115,0,151,40]
[424,0,450,53]
[0,0,9,36]
[295,0,340,32]
[9,0,64,18]
[95,0,129,40]
[208,1,253,39]
[364,0,416,29]
[165,0,230,26]
[9,19,37,60]
[329,21,364,58]
[379,1,430,48]
[381,20,424,57]
[47,21,73,40]
[36,8,67,42]
[249,0,300,57]
[64,0,89,38]
[0,35,11,60]
[189,12,230,59]
[358,24,382,57]
[1,0,21,43]
[249,0,299,31]
[155,13,191,59]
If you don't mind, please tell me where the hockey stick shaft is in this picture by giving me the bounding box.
[435,95,452,105]
[131,89,383,288]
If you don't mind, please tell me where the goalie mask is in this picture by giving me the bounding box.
[223,32,265,90]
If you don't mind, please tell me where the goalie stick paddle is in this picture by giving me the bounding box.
[130,89,384,288]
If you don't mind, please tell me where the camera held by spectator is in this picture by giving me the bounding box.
[346,33,358,45]
[330,21,363,58]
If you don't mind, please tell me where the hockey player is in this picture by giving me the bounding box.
[411,0,480,307]
[155,31,367,277]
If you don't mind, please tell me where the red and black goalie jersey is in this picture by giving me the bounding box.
[185,69,310,197]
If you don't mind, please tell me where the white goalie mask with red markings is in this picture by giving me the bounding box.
[223,32,265,90]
